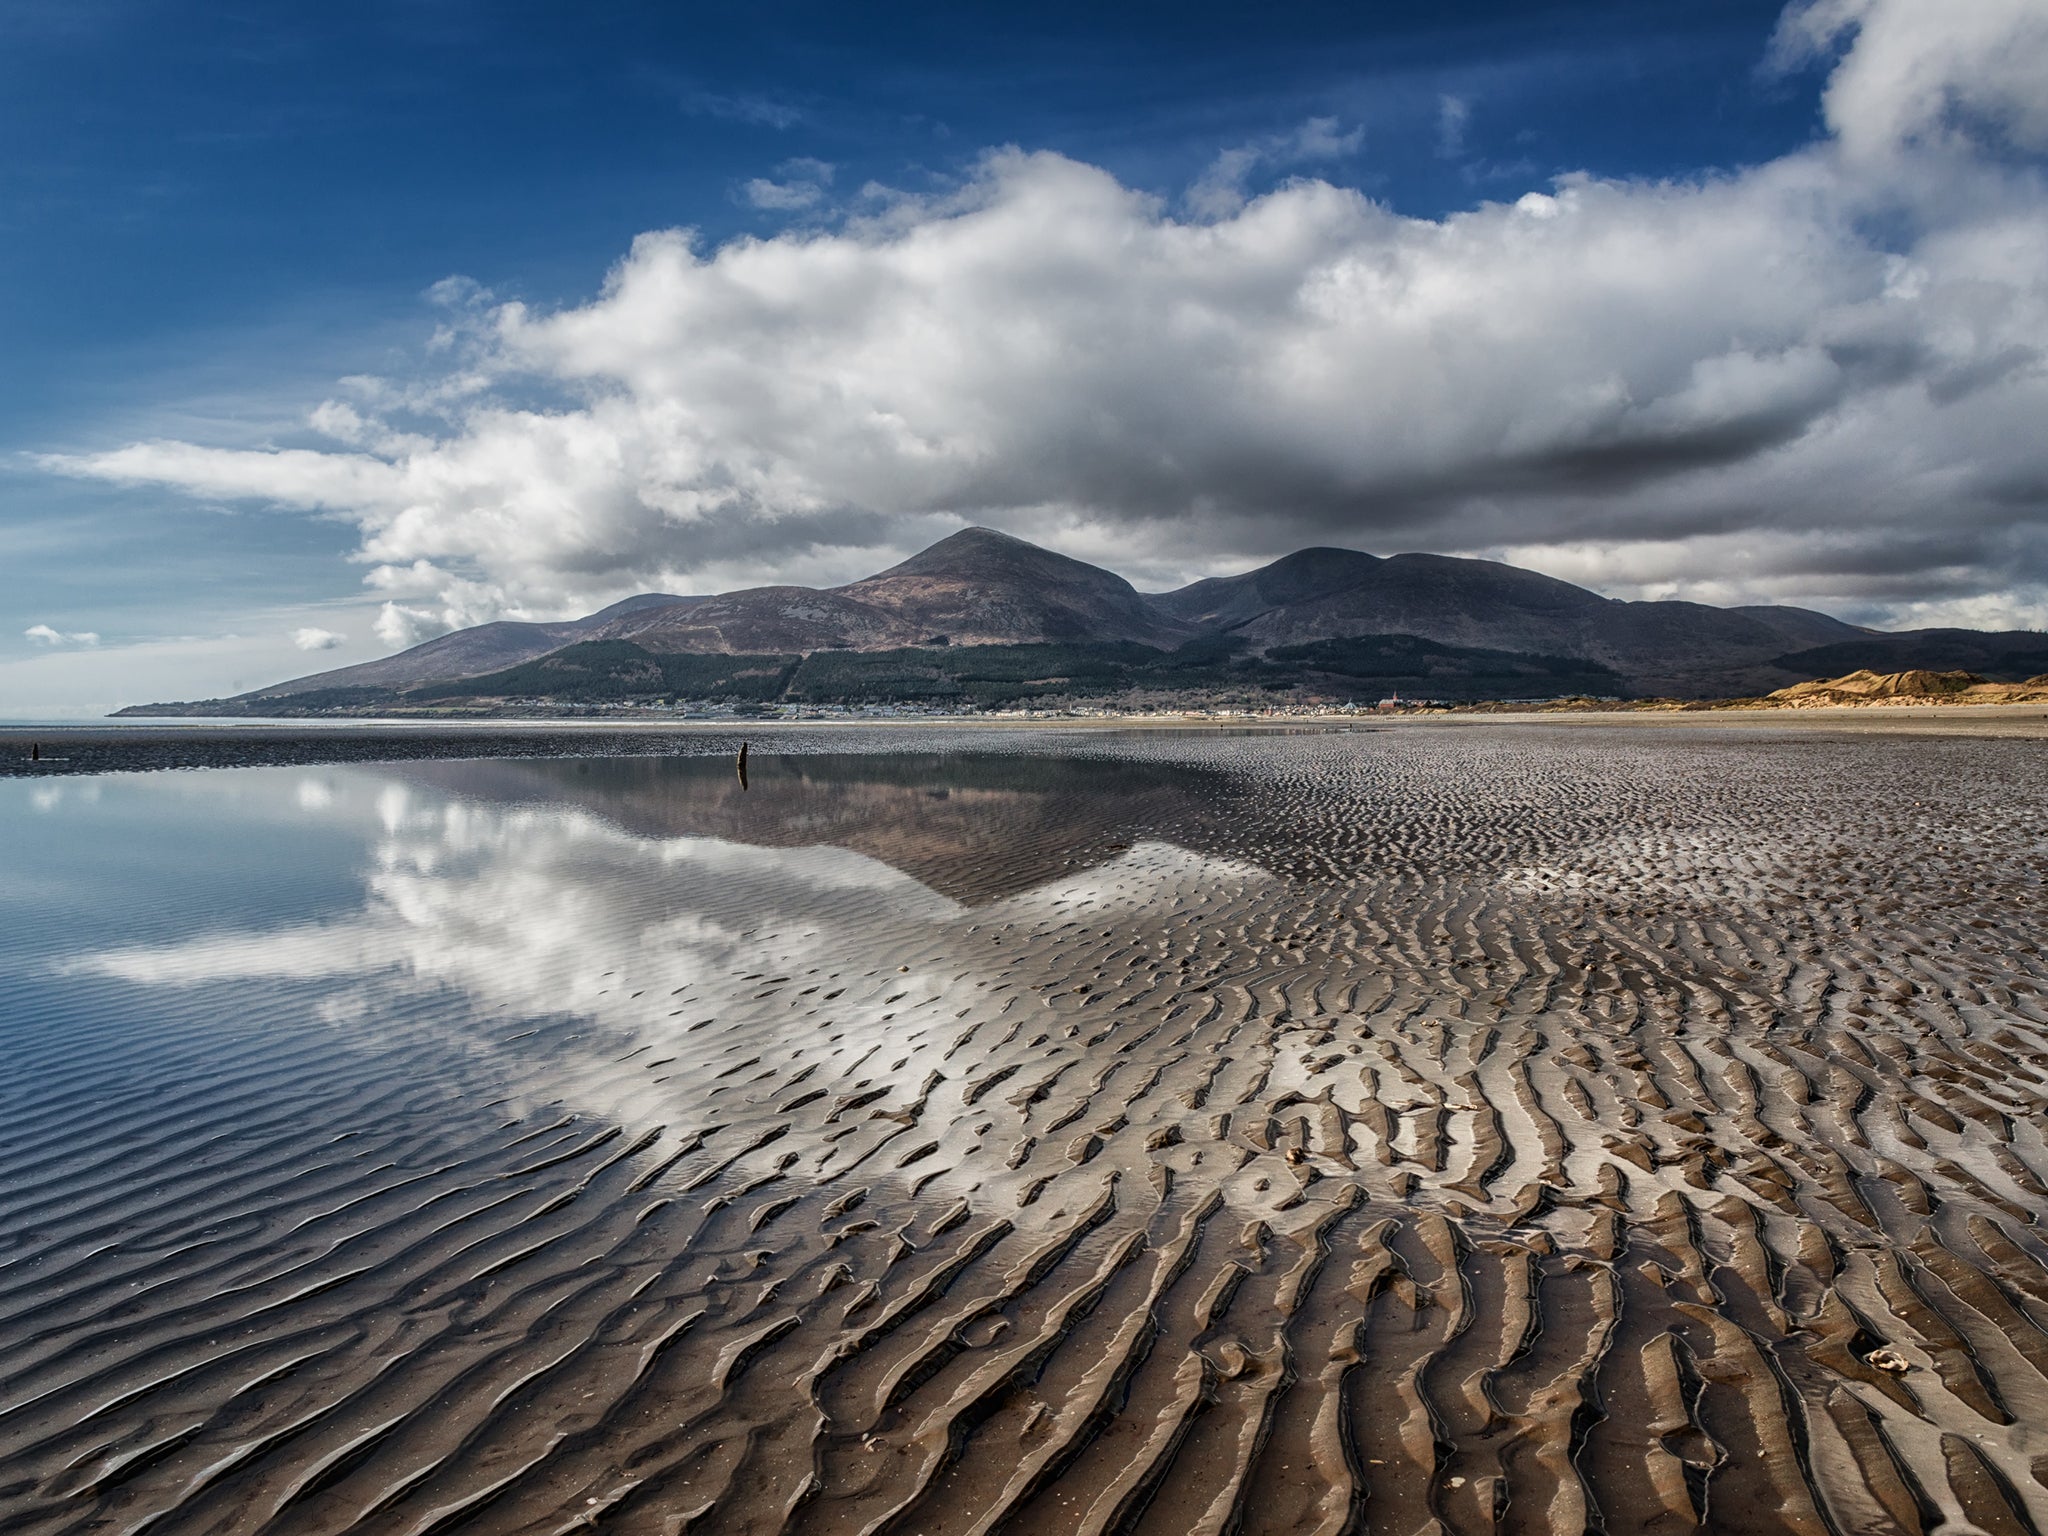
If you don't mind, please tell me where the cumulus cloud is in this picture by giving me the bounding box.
[25,624,98,646]
[292,626,347,651]
[1772,0,2048,161]
[744,177,821,211]
[1186,115,1364,217]
[39,0,2048,639]
[744,157,835,211]
[374,603,448,648]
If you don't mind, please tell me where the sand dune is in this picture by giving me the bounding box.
[3,727,2047,1534]
[1765,668,2048,708]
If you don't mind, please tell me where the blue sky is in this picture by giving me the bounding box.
[6,0,2046,714]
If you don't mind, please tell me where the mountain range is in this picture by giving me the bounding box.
[123,528,2048,713]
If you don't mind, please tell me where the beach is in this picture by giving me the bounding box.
[2,720,2046,1534]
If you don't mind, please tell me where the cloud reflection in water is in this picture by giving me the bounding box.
[70,752,1264,1144]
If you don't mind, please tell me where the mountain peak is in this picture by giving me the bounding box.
[867,526,1101,583]
[835,526,1191,646]
[929,525,1030,551]
[1148,545,1381,628]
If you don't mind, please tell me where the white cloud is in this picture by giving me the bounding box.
[1186,115,1364,217]
[744,157,836,211]
[292,626,346,651]
[38,2,2048,638]
[744,177,822,211]
[1772,0,2048,161]
[25,624,98,646]
[374,603,448,648]
[1437,94,1470,158]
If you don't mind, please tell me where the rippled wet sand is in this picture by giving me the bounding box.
[4,727,2047,1535]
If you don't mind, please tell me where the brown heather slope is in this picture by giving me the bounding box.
[593,585,912,655]
[597,527,1195,654]
[1154,546,1871,691]
[243,593,704,698]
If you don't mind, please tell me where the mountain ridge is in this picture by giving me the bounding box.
[128,528,2048,712]
[247,592,705,699]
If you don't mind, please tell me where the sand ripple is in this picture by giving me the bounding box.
[3,727,2047,1534]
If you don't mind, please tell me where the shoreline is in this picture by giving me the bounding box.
[7,701,2048,778]
[16,699,2048,738]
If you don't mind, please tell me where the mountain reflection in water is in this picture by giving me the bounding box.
[396,748,1243,904]
[66,750,1265,1144]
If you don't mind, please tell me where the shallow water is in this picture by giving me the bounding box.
[4,728,2048,1535]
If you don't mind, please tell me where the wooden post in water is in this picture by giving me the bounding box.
[736,740,749,791]
[30,743,39,762]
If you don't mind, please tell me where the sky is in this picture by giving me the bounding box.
[5,0,2047,715]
